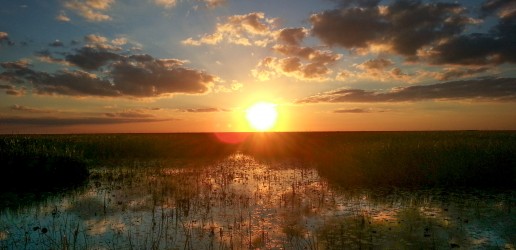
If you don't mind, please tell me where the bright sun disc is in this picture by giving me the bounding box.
[246,102,278,131]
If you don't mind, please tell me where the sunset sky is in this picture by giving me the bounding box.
[1,0,515,133]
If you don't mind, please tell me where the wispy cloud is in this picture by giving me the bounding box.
[333,108,388,113]
[297,77,516,103]
[55,11,71,22]
[9,105,54,113]
[154,0,177,9]
[183,107,228,112]
[63,0,115,22]
[0,116,171,126]
[104,110,155,118]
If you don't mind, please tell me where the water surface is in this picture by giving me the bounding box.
[1,154,514,249]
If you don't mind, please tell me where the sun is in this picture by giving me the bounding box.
[245,102,278,131]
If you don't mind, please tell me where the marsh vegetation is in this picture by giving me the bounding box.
[0,132,515,249]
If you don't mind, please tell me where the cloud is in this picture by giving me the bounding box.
[182,12,276,46]
[29,70,120,96]
[277,28,308,46]
[0,32,14,46]
[0,84,25,96]
[252,44,341,81]
[49,40,65,47]
[1,50,216,97]
[63,0,114,22]
[333,108,387,113]
[9,105,54,113]
[481,0,516,18]
[110,56,213,97]
[183,107,227,112]
[83,34,123,50]
[104,110,155,118]
[351,58,411,82]
[252,56,334,81]
[310,0,489,63]
[35,50,70,65]
[357,58,393,71]
[202,0,226,8]
[431,67,491,81]
[154,0,177,9]
[0,60,31,70]
[297,77,516,103]
[65,47,122,70]
[213,80,243,93]
[0,116,169,126]
[111,37,127,46]
[56,11,71,22]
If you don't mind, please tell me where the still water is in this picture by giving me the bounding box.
[1,154,514,249]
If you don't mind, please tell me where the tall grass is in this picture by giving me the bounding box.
[1,131,515,190]
[238,131,516,187]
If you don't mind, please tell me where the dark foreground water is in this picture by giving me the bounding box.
[1,154,514,249]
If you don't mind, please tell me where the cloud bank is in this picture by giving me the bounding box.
[297,77,516,103]
[310,0,516,65]
[0,42,216,98]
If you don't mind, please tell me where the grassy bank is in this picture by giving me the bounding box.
[238,131,516,187]
[1,131,515,190]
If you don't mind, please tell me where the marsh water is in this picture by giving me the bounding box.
[1,153,514,249]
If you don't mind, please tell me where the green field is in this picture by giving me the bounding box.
[0,132,515,249]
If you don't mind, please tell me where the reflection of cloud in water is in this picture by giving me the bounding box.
[0,153,514,249]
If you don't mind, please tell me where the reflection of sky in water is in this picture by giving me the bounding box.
[0,154,514,249]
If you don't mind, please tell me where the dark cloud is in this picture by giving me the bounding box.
[434,67,490,81]
[332,0,381,8]
[110,58,213,96]
[481,0,516,16]
[310,0,510,64]
[104,110,155,118]
[427,18,516,65]
[1,60,30,70]
[277,28,307,46]
[65,47,122,70]
[184,107,228,112]
[1,51,215,97]
[310,7,387,49]
[0,116,170,126]
[297,77,516,103]
[0,84,25,96]
[28,70,119,96]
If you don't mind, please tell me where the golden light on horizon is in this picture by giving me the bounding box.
[245,102,278,131]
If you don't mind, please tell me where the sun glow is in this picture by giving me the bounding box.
[245,102,278,131]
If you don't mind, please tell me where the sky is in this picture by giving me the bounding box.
[0,0,515,133]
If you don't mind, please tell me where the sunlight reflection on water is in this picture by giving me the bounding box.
[0,153,514,249]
